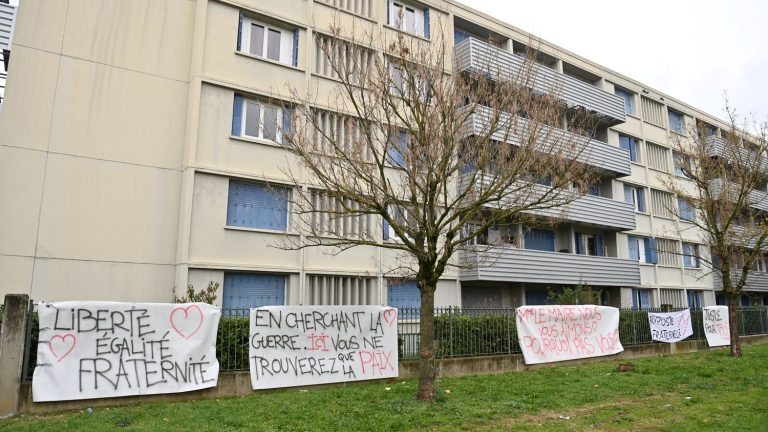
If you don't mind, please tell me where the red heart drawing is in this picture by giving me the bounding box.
[383,308,397,326]
[170,305,204,339]
[49,333,77,362]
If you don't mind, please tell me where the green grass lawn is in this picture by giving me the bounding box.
[2,344,767,431]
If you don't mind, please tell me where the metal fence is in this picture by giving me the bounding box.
[20,305,768,377]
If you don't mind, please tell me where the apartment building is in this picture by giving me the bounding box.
[0,0,763,309]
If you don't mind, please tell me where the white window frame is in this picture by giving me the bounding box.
[389,1,424,37]
[240,17,295,65]
[239,98,285,143]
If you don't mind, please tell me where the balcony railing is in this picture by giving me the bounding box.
[713,270,768,293]
[460,247,641,287]
[454,38,626,125]
[463,105,631,176]
[708,178,768,213]
[706,136,768,172]
[466,174,636,231]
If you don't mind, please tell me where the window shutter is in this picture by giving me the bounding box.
[382,217,389,240]
[575,233,583,255]
[640,290,650,309]
[223,273,286,310]
[646,238,658,264]
[292,29,299,67]
[281,106,293,143]
[232,94,244,136]
[628,237,639,261]
[386,0,391,25]
[423,8,430,39]
[236,11,244,51]
[595,235,604,257]
[624,185,633,204]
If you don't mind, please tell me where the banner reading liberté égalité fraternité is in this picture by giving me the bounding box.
[33,301,220,402]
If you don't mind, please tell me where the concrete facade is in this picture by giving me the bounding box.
[0,0,760,309]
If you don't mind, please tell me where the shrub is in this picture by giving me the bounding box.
[434,312,517,357]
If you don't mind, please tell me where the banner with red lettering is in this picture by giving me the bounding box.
[703,306,730,347]
[516,305,623,365]
[33,301,220,402]
[648,309,693,343]
[249,306,399,390]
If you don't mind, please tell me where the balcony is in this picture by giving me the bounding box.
[713,270,768,293]
[468,175,636,231]
[464,105,631,176]
[708,178,768,213]
[461,247,641,287]
[454,38,626,125]
[706,136,768,172]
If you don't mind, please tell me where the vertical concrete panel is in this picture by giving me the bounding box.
[0,294,30,418]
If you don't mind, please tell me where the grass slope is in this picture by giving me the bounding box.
[2,344,767,431]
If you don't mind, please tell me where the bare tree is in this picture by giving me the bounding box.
[664,103,768,358]
[280,20,598,400]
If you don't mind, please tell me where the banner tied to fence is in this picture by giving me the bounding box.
[248,306,399,390]
[703,306,730,347]
[648,309,693,343]
[516,305,623,365]
[32,301,221,402]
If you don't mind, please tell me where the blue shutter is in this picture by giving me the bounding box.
[624,185,633,204]
[382,217,389,240]
[223,273,286,312]
[639,290,650,309]
[388,281,420,318]
[628,237,639,261]
[281,106,293,143]
[232,94,244,136]
[423,8,430,39]
[619,135,637,162]
[575,233,583,255]
[631,289,638,309]
[386,0,391,25]
[227,181,288,231]
[595,235,604,257]
[636,188,645,212]
[292,29,299,67]
[524,229,555,252]
[646,238,658,264]
[236,11,244,51]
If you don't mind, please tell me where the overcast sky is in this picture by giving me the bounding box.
[458,0,768,124]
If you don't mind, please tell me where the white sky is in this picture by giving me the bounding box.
[457,0,768,124]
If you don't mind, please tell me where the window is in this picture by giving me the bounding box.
[387,280,420,318]
[619,134,640,163]
[306,275,375,305]
[683,243,701,268]
[309,189,373,239]
[524,228,556,252]
[672,151,689,177]
[687,290,703,308]
[463,222,488,246]
[227,180,289,231]
[222,273,286,311]
[575,232,604,256]
[615,87,634,114]
[656,238,680,267]
[231,95,292,144]
[668,109,685,134]
[387,1,429,38]
[623,184,646,212]
[628,236,657,264]
[387,129,409,167]
[237,15,298,66]
[650,189,675,219]
[383,204,414,242]
[646,142,670,172]
[632,288,651,309]
[678,197,694,221]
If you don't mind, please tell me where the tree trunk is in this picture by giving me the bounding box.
[417,281,437,402]
[726,293,742,358]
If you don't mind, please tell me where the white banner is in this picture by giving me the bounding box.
[516,305,623,365]
[249,306,398,390]
[33,302,220,402]
[648,309,693,343]
[703,306,730,347]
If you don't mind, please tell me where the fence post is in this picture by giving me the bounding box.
[448,306,454,358]
[0,294,30,418]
